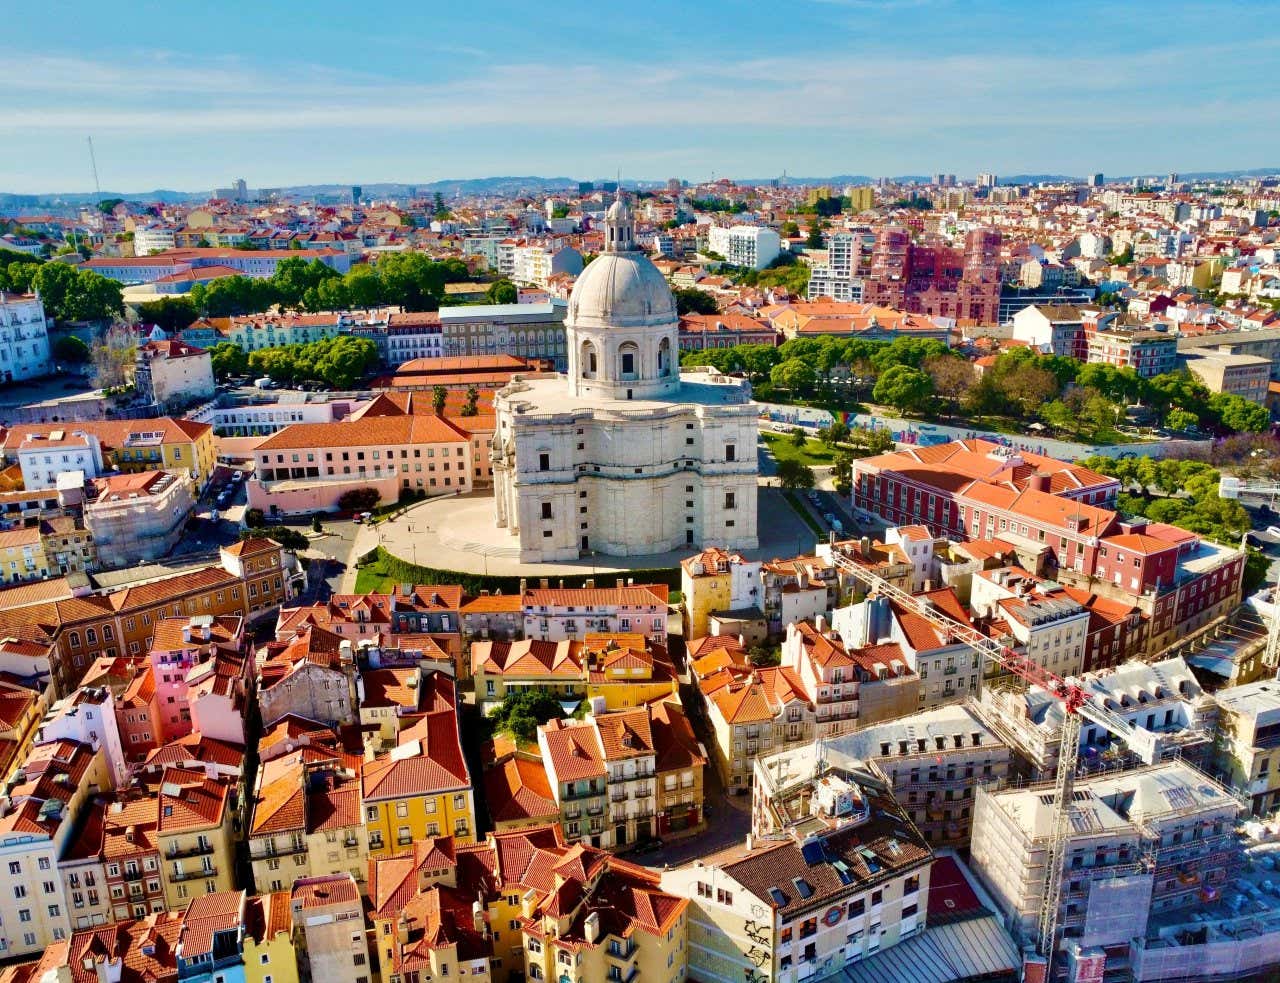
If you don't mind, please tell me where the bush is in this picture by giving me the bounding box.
[338,487,381,512]
[311,513,323,532]
[244,507,265,527]
[243,526,308,551]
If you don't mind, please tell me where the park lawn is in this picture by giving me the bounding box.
[354,557,395,593]
[763,432,836,468]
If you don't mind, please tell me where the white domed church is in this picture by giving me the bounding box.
[491,193,759,561]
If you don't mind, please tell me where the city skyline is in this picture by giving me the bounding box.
[4,0,1277,193]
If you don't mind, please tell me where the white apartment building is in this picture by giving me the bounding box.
[815,703,1011,849]
[35,687,128,788]
[0,294,51,383]
[668,761,931,983]
[134,339,215,409]
[707,225,782,270]
[834,589,981,711]
[969,566,1088,681]
[0,740,109,958]
[596,707,659,849]
[15,430,105,490]
[808,232,868,301]
[511,243,583,288]
[132,228,177,256]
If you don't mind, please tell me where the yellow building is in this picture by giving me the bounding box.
[362,673,476,856]
[471,637,585,709]
[680,547,761,639]
[582,633,679,710]
[152,767,238,908]
[359,666,424,747]
[520,842,689,983]
[369,838,494,983]
[847,186,875,212]
[244,889,300,983]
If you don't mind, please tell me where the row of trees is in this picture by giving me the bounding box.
[0,249,124,322]
[210,336,379,390]
[686,334,1270,441]
[186,254,476,317]
[1080,455,1251,544]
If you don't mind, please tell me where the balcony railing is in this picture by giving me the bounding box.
[170,866,217,882]
[166,842,214,860]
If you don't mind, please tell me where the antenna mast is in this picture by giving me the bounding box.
[87,136,102,195]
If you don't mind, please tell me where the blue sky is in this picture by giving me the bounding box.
[3,0,1277,194]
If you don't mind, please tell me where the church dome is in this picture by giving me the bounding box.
[568,251,677,329]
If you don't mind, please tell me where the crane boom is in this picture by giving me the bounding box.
[826,543,1164,958]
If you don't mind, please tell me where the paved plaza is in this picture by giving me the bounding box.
[373,485,819,577]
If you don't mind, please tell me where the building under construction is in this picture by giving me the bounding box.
[970,761,1243,981]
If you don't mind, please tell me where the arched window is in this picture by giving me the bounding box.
[619,341,639,379]
[581,340,598,378]
[658,337,673,376]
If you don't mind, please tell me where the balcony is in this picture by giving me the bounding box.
[166,841,214,860]
[562,786,603,802]
[170,866,217,882]
[606,940,638,961]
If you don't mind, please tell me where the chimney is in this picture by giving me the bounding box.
[584,911,600,945]
[519,578,528,594]
[582,578,592,589]
[814,615,826,635]
[472,899,486,935]
[539,578,549,589]
[616,578,625,589]
[860,536,872,559]
[1028,473,1050,493]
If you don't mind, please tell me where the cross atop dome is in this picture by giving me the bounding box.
[603,190,635,253]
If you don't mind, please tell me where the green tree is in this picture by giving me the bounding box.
[789,427,808,448]
[273,257,340,309]
[770,357,817,394]
[1165,407,1199,432]
[777,459,816,490]
[832,450,854,496]
[998,363,1059,416]
[485,279,517,305]
[2,261,41,294]
[818,419,851,447]
[1209,393,1270,433]
[314,336,378,389]
[137,296,198,332]
[243,525,308,551]
[1039,400,1075,433]
[64,270,124,321]
[805,222,824,249]
[52,335,90,364]
[462,385,479,417]
[30,262,80,320]
[781,221,800,238]
[486,689,569,743]
[432,384,448,415]
[924,354,974,418]
[872,364,934,415]
[344,264,385,308]
[673,287,718,315]
[95,198,124,214]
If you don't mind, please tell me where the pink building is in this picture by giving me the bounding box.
[117,662,162,761]
[146,615,245,743]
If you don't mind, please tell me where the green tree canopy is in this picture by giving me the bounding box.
[136,296,199,332]
[777,458,816,490]
[486,689,572,743]
[872,364,934,414]
[52,334,90,364]
[673,287,718,315]
[485,279,518,305]
[209,342,249,379]
[770,357,817,394]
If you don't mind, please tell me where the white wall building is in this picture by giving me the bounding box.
[132,228,177,256]
[134,339,216,409]
[707,225,782,270]
[492,194,759,561]
[0,294,52,383]
[16,430,105,490]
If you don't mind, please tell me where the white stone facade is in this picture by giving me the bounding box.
[492,194,758,562]
[0,294,51,382]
